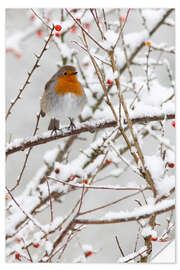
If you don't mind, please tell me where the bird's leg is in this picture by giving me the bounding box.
[48,118,60,135]
[68,117,76,130]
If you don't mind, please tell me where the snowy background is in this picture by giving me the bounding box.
[6,8,175,263]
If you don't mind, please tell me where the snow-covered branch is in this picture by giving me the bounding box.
[74,199,175,224]
[6,113,175,156]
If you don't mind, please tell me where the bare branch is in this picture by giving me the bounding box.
[115,235,125,257]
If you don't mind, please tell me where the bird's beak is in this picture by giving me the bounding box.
[72,71,78,75]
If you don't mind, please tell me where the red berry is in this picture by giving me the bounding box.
[106,159,112,165]
[168,162,175,168]
[82,179,88,184]
[30,15,35,21]
[85,251,93,257]
[6,48,13,53]
[37,29,43,37]
[151,237,158,241]
[172,121,175,127]
[15,238,21,243]
[107,79,113,85]
[55,25,62,31]
[15,253,21,261]
[6,48,22,58]
[71,26,76,33]
[55,168,60,174]
[15,52,22,59]
[83,62,89,67]
[33,242,40,248]
[85,23,90,30]
[70,174,76,181]
[160,238,168,242]
[120,16,126,23]
[55,32,61,37]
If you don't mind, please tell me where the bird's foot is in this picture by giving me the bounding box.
[48,118,60,135]
[50,128,60,136]
[68,117,76,130]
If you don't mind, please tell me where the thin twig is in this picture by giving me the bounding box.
[102,9,108,31]
[130,85,143,109]
[77,184,85,215]
[113,8,131,49]
[145,45,152,92]
[46,178,54,223]
[115,235,125,257]
[90,9,105,40]
[48,177,143,192]
[78,190,144,216]
[134,226,141,252]
[31,8,52,30]
[81,29,118,122]
[22,238,33,263]
[65,9,107,51]
[73,40,111,66]
[10,113,41,192]
[6,187,47,235]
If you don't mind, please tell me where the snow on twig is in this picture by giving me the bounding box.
[118,246,148,263]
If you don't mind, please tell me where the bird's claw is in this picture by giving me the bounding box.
[68,117,76,130]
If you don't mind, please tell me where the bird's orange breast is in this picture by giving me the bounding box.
[54,76,83,96]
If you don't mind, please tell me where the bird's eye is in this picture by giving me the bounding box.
[64,72,67,76]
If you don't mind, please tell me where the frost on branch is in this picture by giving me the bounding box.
[6,8,175,263]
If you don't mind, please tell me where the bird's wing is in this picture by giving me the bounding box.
[44,70,61,91]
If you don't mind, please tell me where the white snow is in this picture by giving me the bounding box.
[43,147,59,166]
[102,199,174,221]
[45,240,53,255]
[118,246,147,263]
[141,9,169,31]
[82,244,93,252]
[141,226,157,238]
[144,155,164,180]
[101,30,119,49]
[155,175,175,197]
[124,30,149,52]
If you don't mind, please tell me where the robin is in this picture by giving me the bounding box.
[40,65,87,132]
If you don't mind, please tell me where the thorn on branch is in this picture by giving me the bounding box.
[34,53,40,59]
